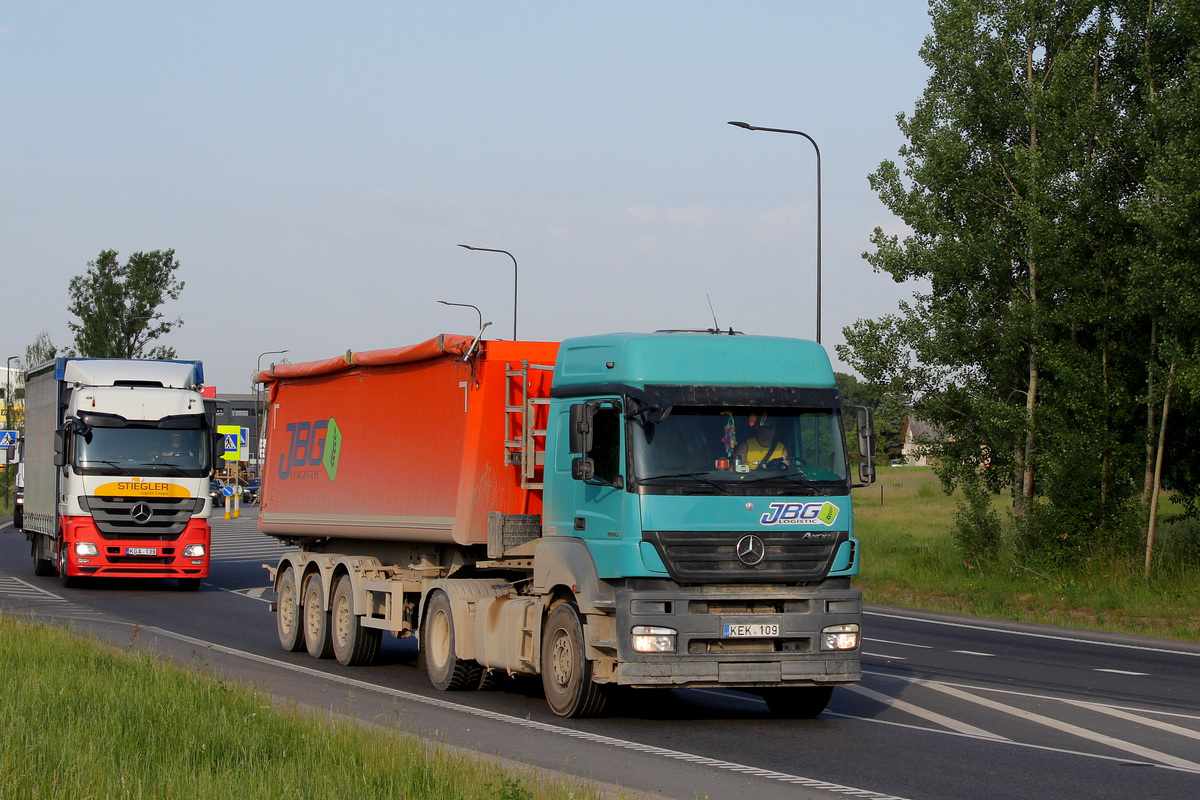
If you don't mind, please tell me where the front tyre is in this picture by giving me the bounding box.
[331,575,380,666]
[541,602,608,718]
[760,686,834,718]
[57,542,78,589]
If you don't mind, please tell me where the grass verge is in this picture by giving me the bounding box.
[854,467,1200,641]
[0,615,623,800]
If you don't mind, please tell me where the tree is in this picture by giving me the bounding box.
[841,0,1200,565]
[67,249,185,359]
[24,330,58,371]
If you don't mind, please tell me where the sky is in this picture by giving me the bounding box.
[2,1,933,393]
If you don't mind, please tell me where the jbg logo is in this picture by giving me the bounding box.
[279,418,342,481]
[759,501,839,526]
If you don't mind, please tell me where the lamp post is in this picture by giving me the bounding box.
[458,245,518,340]
[254,349,288,474]
[438,300,485,333]
[4,356,15,429]
[728,121,823,344]
[5,355,16,498]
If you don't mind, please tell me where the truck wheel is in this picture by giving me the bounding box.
[761,686,834,718]
[57,543,78,589]
[276,566,305,652]
[421,590,481,690]
[34,541,55,577]
[303,577,334,659]
[541,602,608,718]
[331,575,380,667]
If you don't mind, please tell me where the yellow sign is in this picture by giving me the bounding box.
[94,481,192,498]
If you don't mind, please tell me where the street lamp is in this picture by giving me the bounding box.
[5,355,16,498]
[728,121,823,344]
[253,349,288,474]
[458,244,518,340]
[4,356,15,429]
[438,300,485,333]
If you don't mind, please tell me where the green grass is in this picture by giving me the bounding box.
[0,616,620,800]
[854,467,1200,641]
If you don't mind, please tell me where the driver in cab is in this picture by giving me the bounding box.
[735,412,790,471]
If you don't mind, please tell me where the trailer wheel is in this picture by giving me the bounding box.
[421,590,481,690]
[760,686,834,718]
[541,602,608,718]
[276,566,305,652]
[303,576,334,659]
[331,575,380,667]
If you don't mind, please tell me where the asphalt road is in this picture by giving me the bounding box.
[2,510,1199,800]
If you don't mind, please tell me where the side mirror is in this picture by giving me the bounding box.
[849,405,876,487]
[53,430,65,467]
[568,403,594,454]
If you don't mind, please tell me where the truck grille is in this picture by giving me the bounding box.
[641,529,849,584]
[86,496,199,540]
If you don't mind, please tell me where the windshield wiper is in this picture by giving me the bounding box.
[82,459,135,476]
[745,471,825,494]
[639,472,732,494]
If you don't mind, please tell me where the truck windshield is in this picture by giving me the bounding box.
[630,406,848,496]
[75,425,210,476]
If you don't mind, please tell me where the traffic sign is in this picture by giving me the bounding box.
[0,430,16,448]
[218,424,241,461]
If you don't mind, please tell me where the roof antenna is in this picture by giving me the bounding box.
[706,294,720,334]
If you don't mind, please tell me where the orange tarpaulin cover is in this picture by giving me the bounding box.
[255,334,476,384]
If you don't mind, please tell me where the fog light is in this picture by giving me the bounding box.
[631,625,677,653]
[821,623,860,651]
[183,544,206,557]
[74,542,99,557]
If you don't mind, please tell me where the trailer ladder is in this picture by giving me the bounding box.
[504,360,552,489]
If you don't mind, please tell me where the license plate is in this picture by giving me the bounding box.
[126,547,157,556]
[723,623,780,638]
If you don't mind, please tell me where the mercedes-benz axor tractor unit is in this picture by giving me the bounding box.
[23,358,215,590]
[258,331,875,717]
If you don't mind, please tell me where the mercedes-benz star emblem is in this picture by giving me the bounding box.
[735,534,766,566]
[130,502,153,525]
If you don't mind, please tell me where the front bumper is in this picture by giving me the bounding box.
[607,580,862,687]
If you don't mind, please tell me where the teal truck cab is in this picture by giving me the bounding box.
[538,332,874,716]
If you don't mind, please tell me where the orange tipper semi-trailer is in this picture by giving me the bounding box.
[22,358,214,590]
[258,331,876,718]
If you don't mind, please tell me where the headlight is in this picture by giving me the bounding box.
[631,625,677,653]
[74,542,99,557]
[183,544,206,558]
[820,623,860,651]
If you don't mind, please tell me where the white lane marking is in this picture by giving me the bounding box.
[138,625,912,800]
[865,638,932,649]
[866,609,1200,659]
[1066,701,1200,743]
[909,677,1200,771]
[1094,668,1149,676]
[0,577,68,603]
[207,584,274,604]
[864,652,907,661]
[950,650,994,657]
[843,683,1007,740]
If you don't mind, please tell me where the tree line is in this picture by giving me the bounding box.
[839,0,1200,575]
